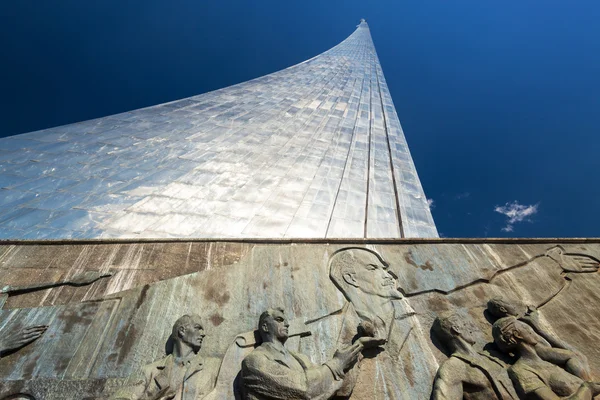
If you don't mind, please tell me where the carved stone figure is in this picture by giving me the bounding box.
[203,326,313,399]
[492,316,600,399]
[306,247,438,398]
[487,298,591,380]
[431,312,518,399]
[111,314,217,400]
[240,307,382,400]
[0,270,112,309]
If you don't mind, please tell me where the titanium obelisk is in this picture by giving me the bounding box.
[0,20,437,239]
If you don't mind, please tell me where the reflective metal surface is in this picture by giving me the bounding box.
[0,21,437,239]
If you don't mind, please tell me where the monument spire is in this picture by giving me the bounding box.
[0,22,437,239]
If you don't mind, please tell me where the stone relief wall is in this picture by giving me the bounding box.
[0,240,599,399]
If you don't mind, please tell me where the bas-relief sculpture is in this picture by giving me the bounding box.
[545,246,600,273]
[431,312,518,399]
[306,247,439,399]
[240,307,384,400]
[493,317,600,399]
[487,298,591,380]
[425,247,599,400]
[0,270,112,399]
[0,325,47,359]
[0,241,599,399]
[0,271,111,360]
[111,314,218,400]
[237,246,600,399]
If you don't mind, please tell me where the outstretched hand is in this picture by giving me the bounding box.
[333,341,364,370]
[546,247,600,273]
[563,255,600,272]
[331,336,387,374]
[356,320,387,348]
[0,325,47,355]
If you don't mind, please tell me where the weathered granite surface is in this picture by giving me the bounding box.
[0,239,599,399]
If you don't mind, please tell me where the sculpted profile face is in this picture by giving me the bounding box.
[433,312,477,347]
[173,314,205,352]
[487,297,525,319]
[258,307,289,344]
[492,317,539,353]
[330,248,402,300]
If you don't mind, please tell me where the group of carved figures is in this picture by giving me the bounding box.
[107,247,599,400]
[107,308,385,400]
[1,246,599,399]
[432,299,598,400]
[109,305,599,400]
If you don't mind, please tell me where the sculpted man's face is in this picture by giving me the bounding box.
[352,252,402,299]
[495,318,539,351]
[263,309,290,343]
[179,316,205,351]
[491,298,525,318]
[513,320,539,346]
[451,319,477,346]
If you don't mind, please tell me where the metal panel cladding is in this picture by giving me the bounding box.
[0,21,437,239]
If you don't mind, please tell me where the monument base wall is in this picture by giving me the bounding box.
[1,239,599,399]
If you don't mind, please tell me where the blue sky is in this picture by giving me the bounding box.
[1,1,599,237]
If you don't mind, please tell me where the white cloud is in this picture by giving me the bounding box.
[501,224,514,233]
[494,201,539,232]
[427,198,435,210]
[454,192,471,200]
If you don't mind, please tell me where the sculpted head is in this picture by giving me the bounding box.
[487,297,524,319]
[329,247,402,301]
[432,312,477,349]
[172,314,205,353]
[492,316,539,353]
[258,307,289,344]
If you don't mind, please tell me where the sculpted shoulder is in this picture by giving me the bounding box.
[241,345,271,368]
[141,354,172,375]
[436,356,466,381]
